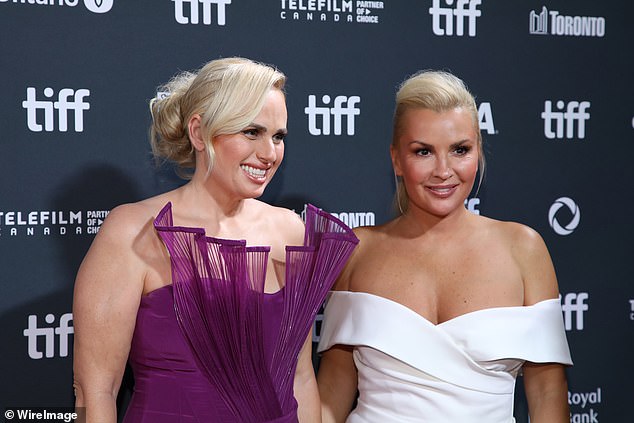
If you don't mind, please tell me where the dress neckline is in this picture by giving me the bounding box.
[143,283,286,299]
[332,290,560,327]
[149,202,301,298]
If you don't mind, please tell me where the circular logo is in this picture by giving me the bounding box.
[84,0,114,13]
[548,197,581,236]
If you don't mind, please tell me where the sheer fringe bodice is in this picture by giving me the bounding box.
[153,203,358,422]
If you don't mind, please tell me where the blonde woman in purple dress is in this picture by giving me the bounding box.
[73,57,357,423]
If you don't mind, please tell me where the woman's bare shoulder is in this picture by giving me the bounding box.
[89,192,180,256]
[472,215,543,247]
[353,220,391,242]
[475,216,557,303]
[100,198,163,236]
[250,200,304,245]
[478,214,547,250]
[330,221,392,292]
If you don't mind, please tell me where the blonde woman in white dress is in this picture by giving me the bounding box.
[317,70,572,423]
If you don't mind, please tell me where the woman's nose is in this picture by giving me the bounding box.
[256,138,277,164]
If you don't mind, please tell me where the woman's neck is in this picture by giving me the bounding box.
[168,176,249,228]
[396,204,474,239]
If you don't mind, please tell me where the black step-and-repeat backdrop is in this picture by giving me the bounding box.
[1,1,632,421]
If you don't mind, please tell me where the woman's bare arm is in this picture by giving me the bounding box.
[73,206,148,423]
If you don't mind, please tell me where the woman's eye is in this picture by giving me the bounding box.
[454,145,471,155]
[415,149,430,156]
[242,129,259,138]
[273,133,286,144]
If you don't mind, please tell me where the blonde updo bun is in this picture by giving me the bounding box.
[149,57,286,178]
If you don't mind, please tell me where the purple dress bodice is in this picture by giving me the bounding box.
[121,203,358,423]
[123,285,291,423]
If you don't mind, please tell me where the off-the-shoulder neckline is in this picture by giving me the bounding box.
[329,290,560,327]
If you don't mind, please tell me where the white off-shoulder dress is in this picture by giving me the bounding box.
[318,291,572,423]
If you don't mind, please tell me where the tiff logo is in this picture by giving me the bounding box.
[541,100,590,139]
[429,0,481,37]
[22,87,90,132]
[561,293,588,331]
[23,312,74,359]
[174,0,232,25]
[305,95,361,136]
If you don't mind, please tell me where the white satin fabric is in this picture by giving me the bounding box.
[318,291,572,423]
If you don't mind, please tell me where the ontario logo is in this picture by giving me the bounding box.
[84,0,113,13]
[280,0,385,24]
[0,0,114,13]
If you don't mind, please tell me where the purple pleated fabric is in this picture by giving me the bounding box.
[147,202,358,422]
[124,284,286,422]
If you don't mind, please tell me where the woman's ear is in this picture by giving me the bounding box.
[187,114,206,152]
[390,144,402,176]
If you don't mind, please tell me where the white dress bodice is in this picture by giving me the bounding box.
[317,291,572,423]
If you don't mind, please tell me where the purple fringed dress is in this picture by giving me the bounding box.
[123,203,359,423]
